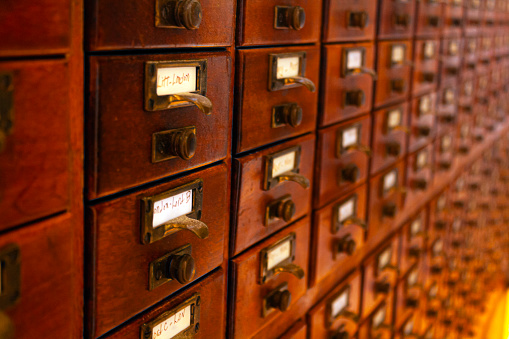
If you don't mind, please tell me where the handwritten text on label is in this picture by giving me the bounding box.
[153,190,193,228]
[342,126,359,148]
[276,57,300,79]
[152,305,191,339]
[267,239,291,270]
[156,67,197,96]
[272,151,296,177]
[331,290,349,318]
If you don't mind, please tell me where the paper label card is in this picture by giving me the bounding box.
[152,189,193,228]
[347,49,364,70]
[156,66,197,96]
[378,247,392,270]
[419,96,431,114]
[342,126,359,149]
[151,305,192,339]
[276,56,300,79]
[391,45,406,64]
[272,151,296,177]
[338,197,356,223]
[424,42,436,59]
[387,109,402,129]
[383,170,397,192]
[267,238,292,270]
[331,288,350,318]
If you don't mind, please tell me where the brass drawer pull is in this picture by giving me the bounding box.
[282,76,316,92]
[273,263,305,279]
[159,215,209,239]
[156,0,203,30]
[169,92,212,115]
[274,171,310,189]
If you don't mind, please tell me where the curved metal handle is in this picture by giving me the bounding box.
[341,310,360,323]
[283,76,316,92]
[384,264,400,273]
[276,172,310,189]
[359,67,378,80]
[342,216,367,229]
[273,263,305,279]
[170,92,213,115]
[345,143,372,156]
[387,186,407,195]
[162,215,209,239]
[391,125,411,134]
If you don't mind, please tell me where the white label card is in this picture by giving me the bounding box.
[429,284,438,298]
[441,135,452,151]
[461,124,470,138]
[433,239,443,254]
[411,218,422,236]
[347,49,364,70]
[424,42,435,58]
[272,151,296,177]
[468,40,477,53]
[378,247,392,270]
[445,89,455,103]
[152,304,192,339]
[449,41,459,55]
[276,56,300,79]
[419,96,431,114]
[408,270,418,286]
[391,45,405,64]
[267,239,291,270]
[404,320,414,335]
[338,197,355,223]
[417,151,428,169]
[156,67,197,96]
[452,218,461,232]
[331,290,349,318]
[437,195,446,210]
[383,170,397,191]
[342,126,359,149]
[153,189,193,228]
[464,81,473,96]
[373,307,386,328]
[387,109,402,128]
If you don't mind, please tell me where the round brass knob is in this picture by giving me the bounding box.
[417,125,431,137]
[382,202,397,218]
[474,133,484,142]
[374,281,391,294]
[168,129,197,160]
[336,235,356,256]
[435,220,447,230]
[391,79,406,93]
[345,90,365,107]
[458,144,469,154]
[276,199,296,222]
[427,309,438,318]
[283,103,303,127]
[439,160,451,170]
[341,163,360,183]
[331,330,350,339]
[287,6,305,30]
[440,114,456,123]
[349,11,368,28]
[430,265,442,275]
[412,178,427,190]
[408,247,421,258]
[422,72,435,83]
[406,297,419,308]
[268,289,292,312]
[386,141,401,156]
[176,0,203,30]
[167,253,196,284]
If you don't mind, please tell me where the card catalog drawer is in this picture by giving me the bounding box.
[378,0,416,40]
[87,51,231,199]
[236,0,322,46]
[399,212,426,275]
[315,115,371,208]
[440,39,463,88]
[415,0,443,38]
[443,1,464,37]
[409,93,437,153]
[323,0,377,43]
[231,134,314,256]
[320,43,375,127]
[0,213,77,339]
[0,0,70,56]
[413,39,439,96]
[428,192,451,247]
[362,238,399,316]
[368,161,406,243]
[308,270,362,337]
[436,87,458,135]
[311,185,367,286]
[235,46,319,153]
[371,103,409,175]
[357,296,394,339]
[435,129,457,173]
[86,164,228,338]
[375,41,413,108]
[86,0,234,51]
[0,59,70,231]
[406,145,434,205]
[394,265,423,330]
[394,312,422,339]
[229,217,310,339]
[100,269,225,339]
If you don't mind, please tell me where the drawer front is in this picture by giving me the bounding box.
[436,87,458,135]
[87,164,228,338]
[237,0,322,46]
[235,46,319,153]
[443,2,464,37]
[375,41,413,108]
[230,217,310,339]
[0,0,70,56]
[406,145,434,205]
[102,269,226,339]
[368,161,406,243]
[362,238,399,316]
[440,39,463,88]
[323,0,377,42]
[311,185,367,285]
[315,115,371,208]
[409,92,437,153]
[0,214,78,338]
[0,59,70,231]
[87,0,235,50]
[378,0,416,39]
[399,213,426,275]
[394,266,423,329]
[428,192,450,247]
[371,103,409,175]
[308,270,362,337]
[435,130,456,173]
[232,134,314,256]
[458,76,475,113]
[415,1,443,38]
[87,52,231,199]
[320,43,375,127]
[413,39,439,96]
[358,295,394,339]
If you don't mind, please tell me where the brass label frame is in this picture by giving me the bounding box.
[332,194,358,233]
[145,60,207,111]
[383,107,403,134]
[380,168,399,197]
[268,52,307,91]
[141,179,204,244]
[336,123,362,156]
[149,244,192,290]
[260,233,297,284]
[326,285,351,326]
[263,145,302,190]
[140,293,200,339]
[341,47,366,77]
[376,246,393,275]
[389,44,407,68]
[0,244,20,310]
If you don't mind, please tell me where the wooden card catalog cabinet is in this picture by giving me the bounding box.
[358,300,393,339]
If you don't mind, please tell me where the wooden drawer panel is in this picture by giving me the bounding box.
[237,0,322,46]
[371,103,409,175]
[399,212,426,275]
[406,145,434,206]
[235,46,319,153]
[279,319,307,339]
[229,217,310,339]
[87,164,228,338]
[322,0,377,42]
[86,0,234,50]
[358,295,394,339]
[434,128,457,173]
[0,213,78,338]
[0,59,70,231]
[320,43,375,127]
[443,1,464,37]
[101,269,226,339]
[307,270,362,337]
[415,0,443,38]
[412,39,439,96]
[440,38,463,88]
[315,115,370,208]
[409,93,437,153]
[436,87,458,135]
[378,0,416,40]
[428,192,450,248]
[231,134,314,256]
[0,0,70,56]
[311,186,366,286]
[375,41,413,108]
[87,51,231,199]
